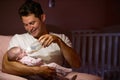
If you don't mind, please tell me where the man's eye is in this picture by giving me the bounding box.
[30,21,35,25]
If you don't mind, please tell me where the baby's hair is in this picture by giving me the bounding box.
[7,47,20,61]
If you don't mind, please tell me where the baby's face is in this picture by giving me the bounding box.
[15,47,27,60]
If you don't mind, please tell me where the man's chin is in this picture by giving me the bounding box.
[32,34,39,39]
[29,32,40,39]
[32,35,38,38]
[29,33,37,38]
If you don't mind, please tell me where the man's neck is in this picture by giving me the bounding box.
[35,30,49,39]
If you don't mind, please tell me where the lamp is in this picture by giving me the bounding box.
[49,0,55,8]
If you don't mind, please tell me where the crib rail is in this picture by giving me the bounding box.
[71,31,120,80]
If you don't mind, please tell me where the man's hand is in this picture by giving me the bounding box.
[38,34,60,47]
[39,66,56,78]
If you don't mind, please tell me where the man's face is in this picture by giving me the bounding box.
[21,14,45,38]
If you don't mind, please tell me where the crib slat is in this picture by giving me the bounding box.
[101,35,106,67]
[94,36,100,74]
[88,36,93,65]
[82,36,87,66]
[107,35,112,69]
[71,31,120,80]
[76,34,80,54]
[113,36,118,67]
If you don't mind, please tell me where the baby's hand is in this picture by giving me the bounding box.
[35,58,44,66]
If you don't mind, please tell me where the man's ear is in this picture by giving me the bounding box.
[41,14,46,22]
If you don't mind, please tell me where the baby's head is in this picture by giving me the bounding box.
[7,47,27,61]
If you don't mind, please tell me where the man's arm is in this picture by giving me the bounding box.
[39,34,81,68]
[2,53,56,76]
[57,38,81,68]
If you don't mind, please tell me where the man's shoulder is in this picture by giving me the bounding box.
[13,33,31,38]
[10,33,33,41]
[13,33,29,36]
[50,32,66,37]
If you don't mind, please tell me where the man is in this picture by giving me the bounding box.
[2,0,101,80]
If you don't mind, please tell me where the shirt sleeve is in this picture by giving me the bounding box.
[60,34,72,47]
[51,32,72,47]
[7,34,20,50]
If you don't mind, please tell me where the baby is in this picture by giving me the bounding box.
[7,47,74,80]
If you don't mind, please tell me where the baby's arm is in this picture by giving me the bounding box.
[19,56,44,66]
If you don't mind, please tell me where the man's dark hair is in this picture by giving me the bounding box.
[18,0,44,18]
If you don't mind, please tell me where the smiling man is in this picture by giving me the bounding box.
[2,0,101,80]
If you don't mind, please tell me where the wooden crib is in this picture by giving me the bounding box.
[71,30,120,80]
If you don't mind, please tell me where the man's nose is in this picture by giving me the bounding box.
[28,25,34,29]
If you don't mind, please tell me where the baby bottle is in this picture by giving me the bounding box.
[27,40,42,53]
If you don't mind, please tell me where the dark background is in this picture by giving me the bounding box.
[0,0,120,36]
